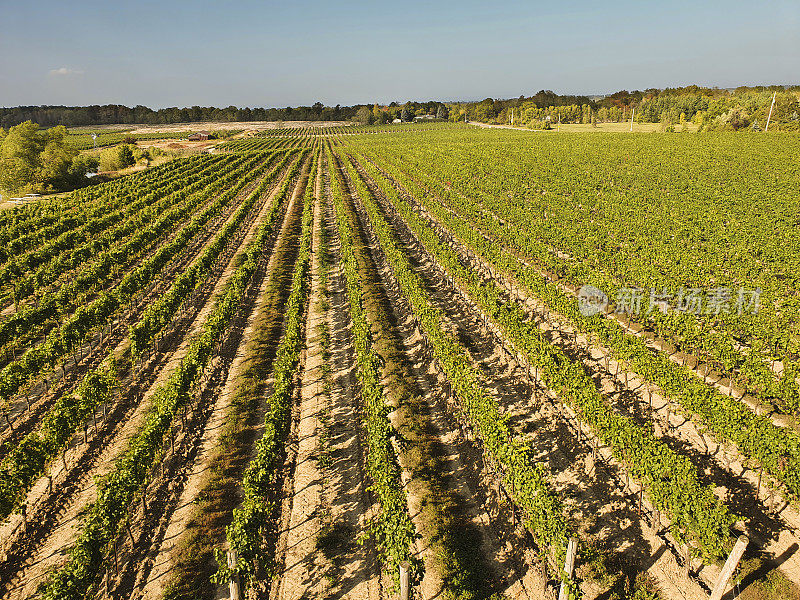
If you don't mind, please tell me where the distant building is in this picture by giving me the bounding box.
[188,131,210,141]
[413,114,435,121]
[392,118,402,124]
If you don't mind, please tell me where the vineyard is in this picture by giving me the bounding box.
[65,131,201,151]
[0,122,798,600]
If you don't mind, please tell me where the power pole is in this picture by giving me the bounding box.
[765,91,777,132]
[630,108,635,132]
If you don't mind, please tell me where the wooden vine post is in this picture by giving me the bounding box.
[399,560,410,600]
[709,535,748,600]
[684,544,691,577]
[227,549,241,600]
[557,537,578,600]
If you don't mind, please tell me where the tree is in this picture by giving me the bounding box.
[0,121,43,193]
[353,106,373,125]
[373,104,388,124]
[117,144,136,168]
[436,104,449,120]
[473,99,495,122]
[401,105,413,122]
[0,121,82,194]
[39,126,79,187]
[69,154,99,178]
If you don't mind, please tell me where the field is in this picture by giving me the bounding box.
[0,123,798,600]
[65,131,198,151]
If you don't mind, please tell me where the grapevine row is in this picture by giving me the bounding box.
[0,154,249,353]
[129,150,303,358]
[327,145,422,589]
[359,145,800,501]
[0,158,198,267]
[0,152,293,436]
[0,152,293,519]
[0,157,223,292]
[355,153,734,560]
[368,137,798,414]
[7,153,240,307]
[214,152,315,592]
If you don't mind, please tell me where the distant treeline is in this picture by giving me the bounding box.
[0,100,452,129]
[0,103,364,128]
[4,86,798,131]
[449,85,800,131]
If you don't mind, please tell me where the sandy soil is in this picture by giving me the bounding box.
[272,163,326,600]
[130,156,309,600]
[274,154,378,600]
[126,121,351,135]
[468,121,699,133]
[136,138,220,153]
[276,155,382,600]
[109,159,305,599]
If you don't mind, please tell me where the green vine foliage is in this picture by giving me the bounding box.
[129,150,298,358]
[0,151,302,522]
[354,141,800,502]
[0,151,292,410]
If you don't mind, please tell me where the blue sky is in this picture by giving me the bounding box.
[1,0,798,107]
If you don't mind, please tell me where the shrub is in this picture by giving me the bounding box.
[117,144,135,168]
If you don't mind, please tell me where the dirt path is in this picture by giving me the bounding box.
[0,158,295,600]
[275,155,383,600]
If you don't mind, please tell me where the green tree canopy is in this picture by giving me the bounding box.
[353,106,373,125]
[0,121,92,195]
[117,144,136,168]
